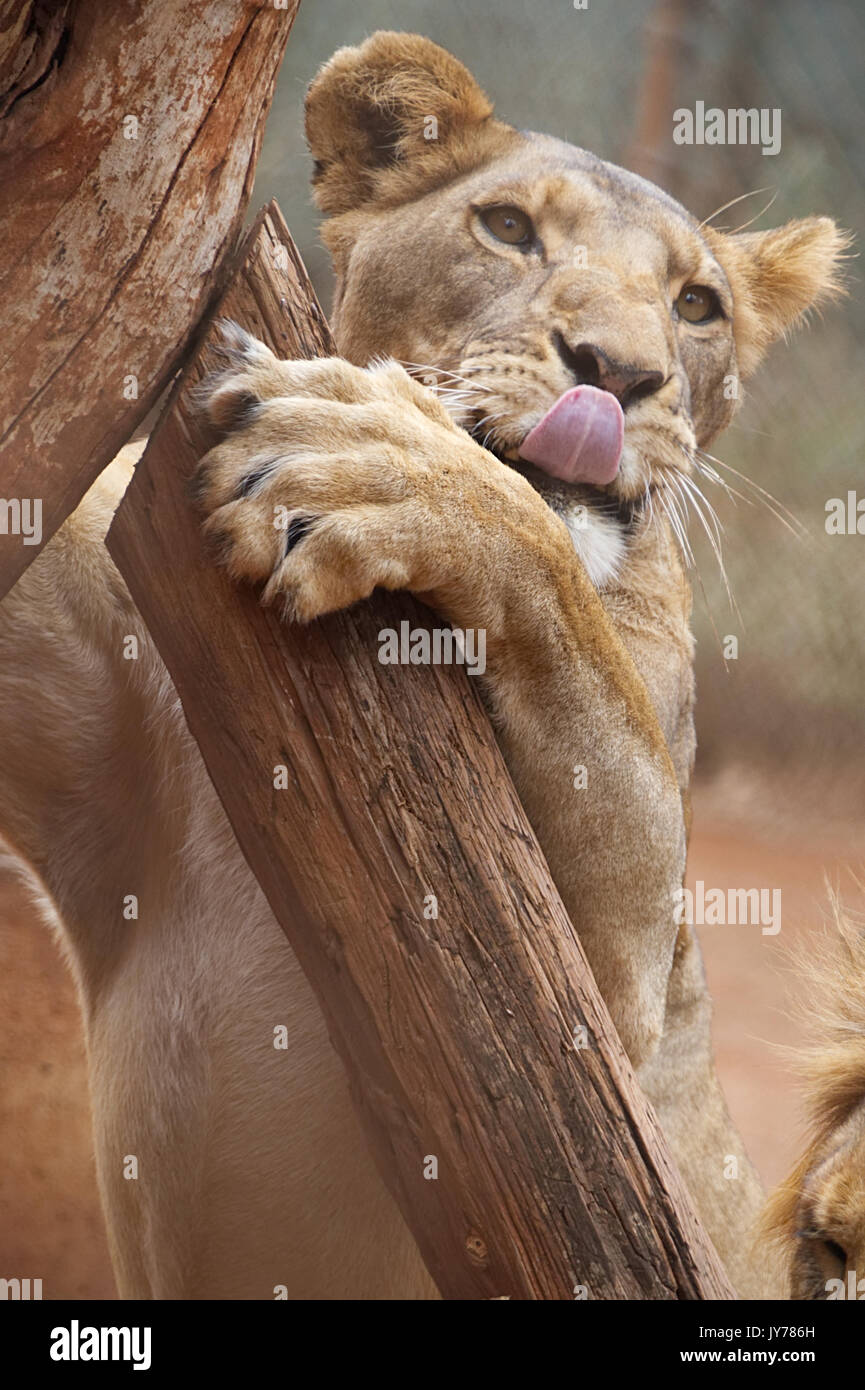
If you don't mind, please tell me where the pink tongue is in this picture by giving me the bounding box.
[519,385,624,486]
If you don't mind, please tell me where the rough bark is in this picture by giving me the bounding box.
[107,203,735,1301]
[0,0,299,599]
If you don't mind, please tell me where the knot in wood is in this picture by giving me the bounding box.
[465,1231,488,1267]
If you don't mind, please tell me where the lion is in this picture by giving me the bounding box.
[763,912,865,1299]
[0,32,846,1299]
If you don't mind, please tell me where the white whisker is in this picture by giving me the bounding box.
[697,448,807,538]
[698,186,774,231]
[659,471,734,652]
[671,480,699,569]
[659,487,694,568]
[473,410,506,432]
[677,471,740,620]
[397,361,495,396]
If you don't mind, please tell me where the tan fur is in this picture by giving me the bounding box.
[763,915,865,1299]
[0,32,846,1299]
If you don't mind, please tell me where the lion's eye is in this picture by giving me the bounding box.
[480,205,535,247]
[676,284,722,324]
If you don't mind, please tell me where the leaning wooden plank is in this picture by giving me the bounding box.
[0,0,299,599]
[107,203,734,1301]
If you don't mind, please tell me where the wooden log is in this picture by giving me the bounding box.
[0,0,299,600]
[107,202,735,1301]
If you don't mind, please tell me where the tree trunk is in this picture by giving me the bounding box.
[107,203,734,1301]
[0,0,298,599]
[623,0,689,191]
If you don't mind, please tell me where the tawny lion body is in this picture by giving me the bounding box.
[0,33,845,1299]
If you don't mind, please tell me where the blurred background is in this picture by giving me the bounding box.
[2,0,863,1296]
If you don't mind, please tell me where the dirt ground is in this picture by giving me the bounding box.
[1,780,863,1299]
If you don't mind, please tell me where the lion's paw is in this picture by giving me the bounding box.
[194,325,470,621]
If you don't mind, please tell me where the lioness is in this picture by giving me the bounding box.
[0,33,845,1299]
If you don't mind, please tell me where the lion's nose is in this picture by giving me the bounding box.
[553,335,665,409]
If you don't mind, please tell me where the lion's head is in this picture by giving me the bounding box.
[305,32,846,555]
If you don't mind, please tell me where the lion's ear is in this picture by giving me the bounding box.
[709,217,850,377]
[305,31,504,216]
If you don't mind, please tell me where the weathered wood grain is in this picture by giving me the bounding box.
[0,0,299,598]
[107,203,735,1301]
